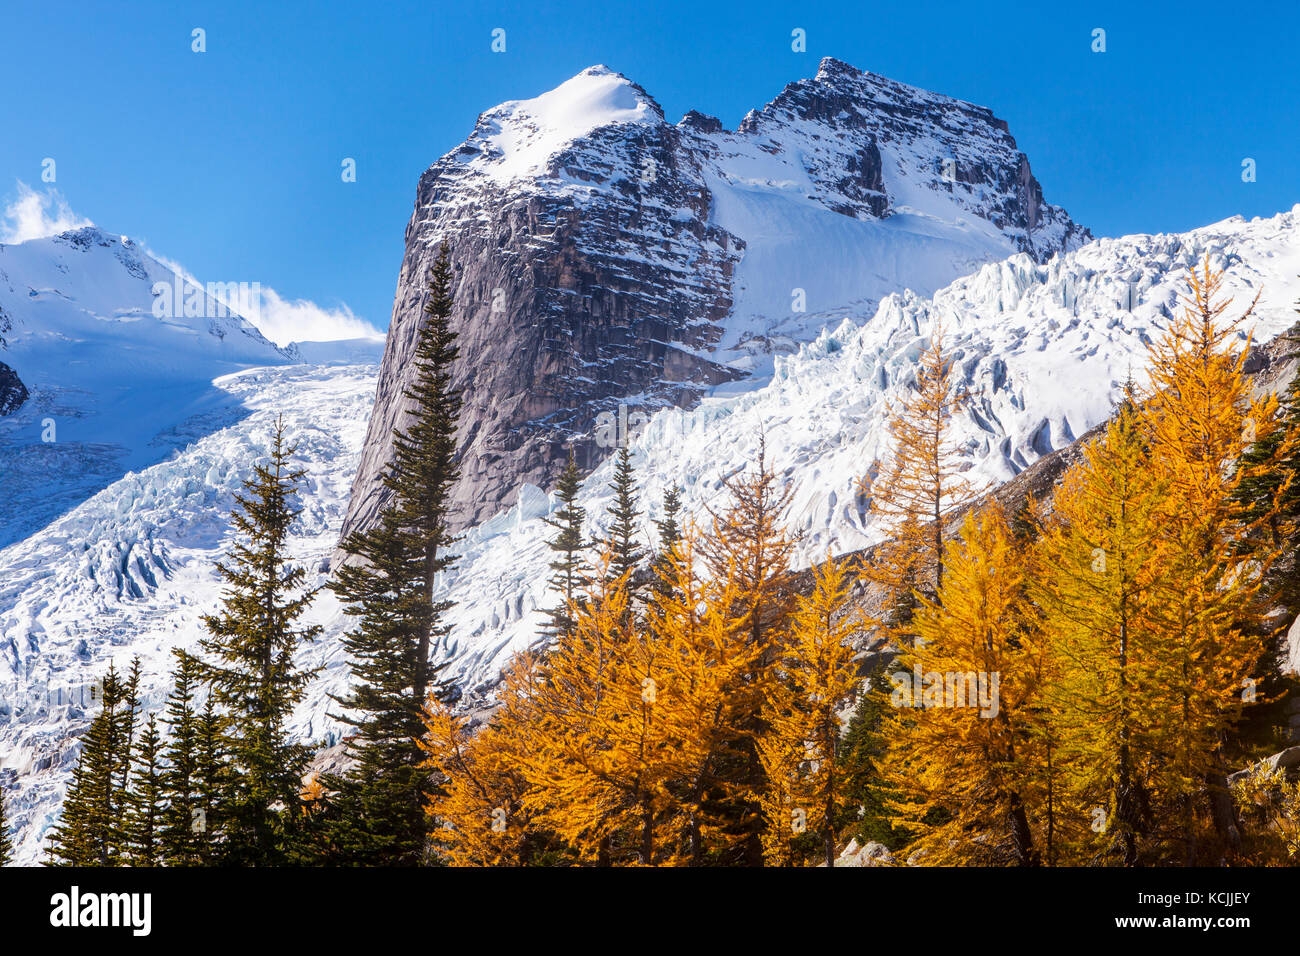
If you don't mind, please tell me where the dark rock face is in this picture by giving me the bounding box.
[0,360,27,415]
[341,59,1088,543]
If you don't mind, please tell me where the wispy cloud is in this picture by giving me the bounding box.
[250,288,383,347]
[145,251,384,349]
[0,182,93,244]
[3,182,382,346]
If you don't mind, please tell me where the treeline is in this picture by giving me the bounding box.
[41,255,1300,867]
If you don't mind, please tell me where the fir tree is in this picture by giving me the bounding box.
[127,714,165,866]
[542,449,590,639]
[605,445,644,593]
[160,649,204,865]
[651,485,684,597]
[47,660,140,866]
[839,664,903,851]
[194,695,229,864]
[198,417,321,865]
[327,242,463,865]
[656,486,683,555]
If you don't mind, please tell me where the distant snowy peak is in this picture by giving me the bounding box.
[0,225,284,367]
[450,57,1085,258]
[0,226,290,547]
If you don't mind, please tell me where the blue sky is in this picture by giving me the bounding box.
[2,0,1296,338]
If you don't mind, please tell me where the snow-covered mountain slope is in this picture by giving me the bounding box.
[426,207,1300,702]
[0,223,381,863]
[4,208,1296,866]
[0,226,290,547]
[343,58,1089,537]
[0,360,378,865]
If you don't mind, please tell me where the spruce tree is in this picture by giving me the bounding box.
[127,714,165,866]
[606,445,644,590]
[840,665,903,851]
[542,449,590,638]
[0,776,12,866]
[194,695,229,864]
[198,417,321,865]
[650,485,684,598]
[327,242,463,866]
[160,649,204,864]
[655,485,683,555]
[47,660,139,866]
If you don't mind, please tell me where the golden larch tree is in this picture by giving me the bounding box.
[757,552,863,867]
[1140,259,1279,861]
[1033,397,1171,865]
[863,326,977,635]
[421,652,553,866]
[881,504,1043,865]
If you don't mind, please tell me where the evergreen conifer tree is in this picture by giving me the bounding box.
[606,445,644,594]
[127,714,165,866]
[327,242,463,865]
[47,660,139,866]
[194,695,229,864]
[542,449,590,638]
[160,649,204,864]
[840,664,903,851]
[198,417,321,865]
[651,485,684,597]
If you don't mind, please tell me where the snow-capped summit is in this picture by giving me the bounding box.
[343,59,1089,542]
[0,225,290,546]
[463,65,665,184]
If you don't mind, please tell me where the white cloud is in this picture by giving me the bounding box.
[0,182,93,244]
[3,184,381,347]
[143,250,383,348]
[248,288,383,347]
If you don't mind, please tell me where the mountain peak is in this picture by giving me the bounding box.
[814,55,861,80]
[362,61,1087,535]
[460,65,664,183]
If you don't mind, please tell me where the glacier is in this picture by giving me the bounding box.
[3,207,1299,864]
